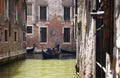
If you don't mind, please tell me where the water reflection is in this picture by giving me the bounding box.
[0,59,79,78]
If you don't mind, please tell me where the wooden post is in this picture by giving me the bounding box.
[103,0,114,69]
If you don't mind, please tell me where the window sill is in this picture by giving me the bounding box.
[27,33,33,35]
[64,20,71,22]
[63,42,71,44]
[40,42,47,44]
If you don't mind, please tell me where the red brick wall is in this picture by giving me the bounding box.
[27,15,76,51]
[0,0,27,60]
[0,0,4,14]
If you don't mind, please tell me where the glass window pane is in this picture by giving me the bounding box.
[40,6,46,20]
[64,28,70,42]
[27,4,32,16]
[5,30,8,42]
[64,7,70,21]
[40,27,47,42]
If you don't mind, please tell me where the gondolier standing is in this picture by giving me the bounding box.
[55,38,60,51]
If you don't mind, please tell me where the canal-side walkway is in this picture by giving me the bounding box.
[0,59,79,78]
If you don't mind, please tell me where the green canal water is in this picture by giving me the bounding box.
[0,59,79,78]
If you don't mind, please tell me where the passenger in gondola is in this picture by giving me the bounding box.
[46,48,52,54]
[52,48,56,55]
[46,48,49,54]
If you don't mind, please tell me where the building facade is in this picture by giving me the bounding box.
[74,0,96,78]
[75,0,120,78]
[26,0,76,51]
[0,0,27,64]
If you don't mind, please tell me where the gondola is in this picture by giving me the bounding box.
[26,46,35,53]
[42,48,60,59]
[61,48,76,55]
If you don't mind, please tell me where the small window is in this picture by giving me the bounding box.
[14,32,17,41]
[15,6,18,20]
[23,32,26,41]
[40,27,47,43]
[64,7,70,21]
[5,30,8,42]
[64,28,70,43]
[27,26,32,34]
[4,0,9,17]
[40,6,47,21]
[27,4,32,16]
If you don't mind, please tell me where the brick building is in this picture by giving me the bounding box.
[26,0,76,51]
[0,0,27,64]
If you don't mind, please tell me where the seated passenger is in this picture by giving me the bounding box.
[46,48,52,54]
[52,48,56,55]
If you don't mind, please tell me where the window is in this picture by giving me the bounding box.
[4,0,9,17]
[14,32,17,41]
[5,30,8,42]
[40,6,47,20]
[27,26,32,34]
[27,4,32,16]
[23,32,26,41]
[40,27,47,43]
[64,28,70,43]
[15,6,18,20]
[64,7,70,21]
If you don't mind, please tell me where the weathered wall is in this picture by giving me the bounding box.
[114,0,120,76]
[0,0,26,63]
[27,0,76,51]
[76,0,120,77]
[76,0,96,78]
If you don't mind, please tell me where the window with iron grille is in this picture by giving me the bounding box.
[64,28,70,43]
[64,7,70,21]
[40,6,47,21]
[40,27,47,43]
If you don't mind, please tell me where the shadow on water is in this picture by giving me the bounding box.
[0,60,26,78]
[0,53,79,78]
[25,52,76,60]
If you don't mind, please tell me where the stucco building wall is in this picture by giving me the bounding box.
[76,0,96,78]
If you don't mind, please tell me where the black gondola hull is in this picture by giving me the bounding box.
[42,51,60,59]
[26,47,35,53]
[61,48,76,55]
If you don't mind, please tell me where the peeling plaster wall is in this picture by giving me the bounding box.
[77,0,96,78]
[114,0,120,76]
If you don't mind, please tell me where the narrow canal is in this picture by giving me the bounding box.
[0,59,79,78]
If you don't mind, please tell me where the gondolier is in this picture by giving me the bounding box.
[55,38,60,51]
